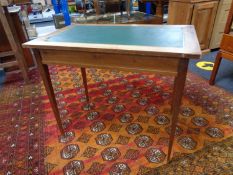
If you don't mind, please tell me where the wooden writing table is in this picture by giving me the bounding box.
[23,24,201,161]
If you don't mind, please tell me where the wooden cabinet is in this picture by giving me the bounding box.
[168,0,219,50]
[168,2,194,24]
[209,0,232,49]
[191,1,218,49]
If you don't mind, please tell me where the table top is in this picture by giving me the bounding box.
[23,24,201,59]
[48,25,183,48]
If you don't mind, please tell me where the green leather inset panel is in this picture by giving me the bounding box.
[47,25,183,48]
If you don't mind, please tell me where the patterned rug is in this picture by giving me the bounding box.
[0,70,45,174]
[0,66,233,175]
[155,136,233,175]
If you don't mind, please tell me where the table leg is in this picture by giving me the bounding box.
[81,67,89,102]
[167,59,189,161]
[34,49,65,135]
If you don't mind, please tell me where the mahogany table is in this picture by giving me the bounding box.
[23,24,201,161]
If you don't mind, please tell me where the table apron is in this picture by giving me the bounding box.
[40,49,181,76]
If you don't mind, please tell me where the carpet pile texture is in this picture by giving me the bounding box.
[0,66,233,175]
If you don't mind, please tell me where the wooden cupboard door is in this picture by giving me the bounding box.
[168,2,194,24]
[209,0,232,49]
[191,1,218,49]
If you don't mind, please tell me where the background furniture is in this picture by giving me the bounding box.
[0,2,29,82]
[168,0,219,50]
[12,0,31,4]
[71,11,164,24]
[70,0,164,24]
[0,1,34,70]
[139,0,168,22]
[209,0,232,49]
[209,1,233,85]
[52,0,71,25]
[94,0,132,17]
[105,0,123,13]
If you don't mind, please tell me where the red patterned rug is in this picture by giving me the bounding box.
[0,66,233,175]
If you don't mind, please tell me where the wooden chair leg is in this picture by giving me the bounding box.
[209,52,222,85]
[35,49,65,135]
[14,51,30,83]
[81,67,89,102]
[167,59,189,162]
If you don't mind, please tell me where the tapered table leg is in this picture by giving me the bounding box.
[167,59,189,162]
[81,67,89,102]
[34,49,65,135]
